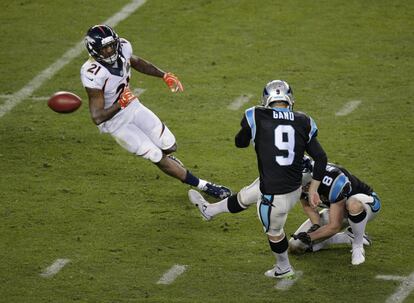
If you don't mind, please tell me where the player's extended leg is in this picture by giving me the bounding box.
[259,187,301,279]
[115,103,231,199]
[188,178,260,220]
[346,193,381,265]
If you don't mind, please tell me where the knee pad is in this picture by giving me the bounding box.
[151,123,176,151]
[346,196,365,214]
[238,178,260,207]
[138,146,163,163]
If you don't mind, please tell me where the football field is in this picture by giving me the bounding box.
[1,1,413,302]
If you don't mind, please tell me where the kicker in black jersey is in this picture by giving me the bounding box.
[235,106,326,195]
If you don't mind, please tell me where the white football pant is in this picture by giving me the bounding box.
[98,100,175,163]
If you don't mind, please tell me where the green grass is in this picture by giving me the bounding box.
[1,0,413,302]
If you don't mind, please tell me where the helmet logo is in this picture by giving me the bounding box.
[85,36,95,44]
[101,36,115,45]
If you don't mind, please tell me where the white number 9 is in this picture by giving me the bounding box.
[274,125,295,166]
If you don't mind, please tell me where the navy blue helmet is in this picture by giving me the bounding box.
[84,25,120,64]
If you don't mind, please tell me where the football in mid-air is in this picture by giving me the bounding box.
[47,91,82,113]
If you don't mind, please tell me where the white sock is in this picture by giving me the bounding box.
[197,179,207,190]
[348,211,368,246]
[205,198,230,217]
[274,250,291,271]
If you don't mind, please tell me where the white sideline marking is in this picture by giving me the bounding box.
[157,264,188,285]
[0,0,147,119]
[30,96,49,101]
[335,100,361,116]
[0,94,48,101]
[227,94,253,110]
[40,258,71,278]
[376,272,414,303]
[274,270,303,291]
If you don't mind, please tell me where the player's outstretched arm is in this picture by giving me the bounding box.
[130,55,165,77]
[308,200,345,241]
[130,55,183,92]
[300,199,321,226]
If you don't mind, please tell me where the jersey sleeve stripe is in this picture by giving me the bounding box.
[245,107,256,143]
[329,173,350,202]
[308,117,318,142]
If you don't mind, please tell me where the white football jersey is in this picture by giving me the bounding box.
[80,38,133,109]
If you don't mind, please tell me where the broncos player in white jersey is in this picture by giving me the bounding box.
[80,25,231,199]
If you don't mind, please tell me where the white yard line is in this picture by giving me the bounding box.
[0,0,147,119]
[377,272,414,303]
[335,100,361,116]
[40,259,71,278]
[377,275,406,282]
[156,264,188,285]
[274,270,303,291]
[227,94,253,110]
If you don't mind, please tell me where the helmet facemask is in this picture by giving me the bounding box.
[98,39,120,65]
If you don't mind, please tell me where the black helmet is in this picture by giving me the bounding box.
[84,25,120,64]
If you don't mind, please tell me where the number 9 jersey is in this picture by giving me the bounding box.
[80,38,133,109]
[235,106,325,195]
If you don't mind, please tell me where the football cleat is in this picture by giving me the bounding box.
[203,183,232,199]
[351,244,365,265]
[264,265,295,279]
[345,227,372,246]
[188,189,212,221]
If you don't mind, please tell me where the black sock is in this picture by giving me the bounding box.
[183,170,199,186]
[349,210,367,223]
[268,235,288,254]
[227,194,246,213]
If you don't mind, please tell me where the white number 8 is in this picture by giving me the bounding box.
[322,176,333,186]
[274,125,295,166]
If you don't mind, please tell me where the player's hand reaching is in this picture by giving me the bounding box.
[118,87,136,109]
[163,72,184,92]
[292,232,312,246]
[308,179,322,208]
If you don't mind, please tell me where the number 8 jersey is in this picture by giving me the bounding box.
[235,106,325,195]
[80,38,133,109]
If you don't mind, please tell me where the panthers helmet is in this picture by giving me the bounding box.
[261,80,295,109]
[84,25,120,65]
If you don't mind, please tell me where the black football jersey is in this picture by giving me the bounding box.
[235,106,320,195]
[317,163,374,207]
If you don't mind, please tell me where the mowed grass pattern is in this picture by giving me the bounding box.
[0,1,413,302]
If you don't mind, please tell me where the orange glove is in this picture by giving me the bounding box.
[118,87,136,109]
[163,72,184,92]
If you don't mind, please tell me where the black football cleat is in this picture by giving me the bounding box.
[203,183,232,199]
